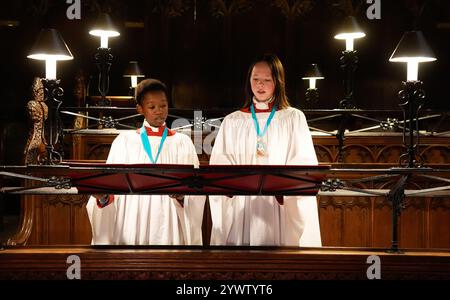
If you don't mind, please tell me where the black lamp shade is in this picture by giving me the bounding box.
[89,13,120,37]
[389,31,436,63]
[123,61,145,77]
[302,64,324,79]
[27,28,73,60]
[334,16,365,39]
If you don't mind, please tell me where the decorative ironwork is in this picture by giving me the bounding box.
[380,118,399,131]
[47,176,72,189]
[304,88,319,108]
[339,50,359,109]
[94,47,113,106]
[39,78,65,164]
[386,175,407,253]
[398,81,426,168]
[61,110,139,130]
[98,116,118,128]
[321,178,344,191]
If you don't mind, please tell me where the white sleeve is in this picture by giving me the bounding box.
[285,110,322,247]
[286,110,318,166]
[178,135,206,245]
[209,117,237,165]
[86,134,126,244]
[208,116,237,245]
[105,133,128,164]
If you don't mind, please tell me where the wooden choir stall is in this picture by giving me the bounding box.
[1,102,449,280]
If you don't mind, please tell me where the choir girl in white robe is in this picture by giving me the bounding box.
[209,54,321,247]
[86,79,206,245]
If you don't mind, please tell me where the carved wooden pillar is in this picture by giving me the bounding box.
[24,78,48,165]
[6,193,35,246]
[8,78,48,246]
[73,70,87,130]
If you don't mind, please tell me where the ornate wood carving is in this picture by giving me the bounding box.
[209,0,254,18]
[374,197,391,209]
[430,198,450,209]
[87,144,112,160]
[46,194,88,207]
[272,0,315,19]
[342,144,375,163]
[421,145,450,164]
[24,77,48,165]
[148,0,191,18]
[318,196,371,209]
[314,145,333,162]
[72,71,87,130]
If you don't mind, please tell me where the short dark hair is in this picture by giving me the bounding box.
[243,53,290,109]
[135,78,168,105]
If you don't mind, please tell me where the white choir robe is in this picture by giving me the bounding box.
[209,106,322,247]
[86,122,206,245]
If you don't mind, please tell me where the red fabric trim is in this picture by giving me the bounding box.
[240,101,277,113]
[136,126,176,136]
[96,195,115,208]
[275,196,284,205]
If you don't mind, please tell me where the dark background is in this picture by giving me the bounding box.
[0,0,449,165]
[0,0,449,115]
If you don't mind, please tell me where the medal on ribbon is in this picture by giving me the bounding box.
[256,137,267,157]
[250,104,276,157]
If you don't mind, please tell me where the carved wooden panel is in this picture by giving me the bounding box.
[1,247,450,280]
[372,198,394,247]
[429,199,450,248]
[25,195,91,245]
[421,145,450,164]
[399,198,426,248]
[313,136,450,164]
[319,195,450,248]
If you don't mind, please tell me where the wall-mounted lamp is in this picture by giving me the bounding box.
[123,61,145,95]
[302,64,324,108]
[334,16,365,109]
[27,28,73,164]
[89,13,120,106]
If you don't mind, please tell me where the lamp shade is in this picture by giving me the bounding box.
[89,13,120,38]
[334,16,366,40]
[123,61,145,77]
[27,28,73,61]
[302,64,324,79]
[389,31,436,63]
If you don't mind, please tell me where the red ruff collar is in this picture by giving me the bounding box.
[240,101,277,113]
[136,126,176,136]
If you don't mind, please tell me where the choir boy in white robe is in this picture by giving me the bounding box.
[86,79,206,245]
[209,54,321,247]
